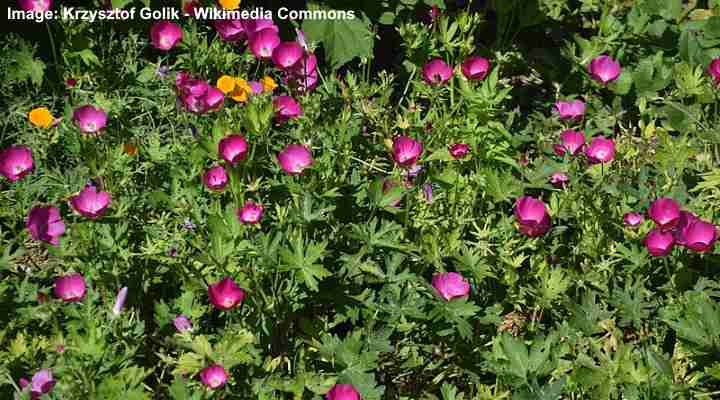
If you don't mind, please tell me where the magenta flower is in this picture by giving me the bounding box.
[326,384,361,400]
[449,143,469,159]
[208,277,245,311]
[243,18,279,38]
[461,56,490,81]
[237,201,263,224]
[173,315,192,332]
[554,100,585,120]
[286,70,319,93]
[70,185,111,219]
[150,21,183,51]
[199,364,227,389]
[431,272,470,301]
[648,197,681,231]
[584,136,615,164]
[644,228,675,257]
[549,172,569,188]
[272,41,304,69]
[248,81,264,94]
[555,129,585,156]
[673,211,698,246]
[26,369,56,399]
[588,55,621,85]
[213,19,245,42]
[54,273,86,302]
[218,134,248,166]
[249,28,281,59]
[422,58,453,85]
[709,58,720,84]
[18,0,52,12]
[423,183,433,203]
[277,144,314,175]
[26,206,65,246]
[112,286,128,315]
[205,87,225,111]
[514,196,552,237]
[203,165,229,192]
[681,219,718,253]
[0,145,33,182]
[175,75,223,114]
[392,136,423,168]
[73,105,108,134]
[289,52,318,76]
[623,212,644,227]
[273,96,303,121]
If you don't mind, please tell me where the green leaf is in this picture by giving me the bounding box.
[279,235,331,291]
[5,42,45,86]
[302,4,374,69]
[608,70,633,95]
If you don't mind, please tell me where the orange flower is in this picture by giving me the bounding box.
[218,0,241,10]
[216,75,236,94]
[28,107,54,128]
[261,76,278,92]
[123,143,138,156]
[230,78,252,102]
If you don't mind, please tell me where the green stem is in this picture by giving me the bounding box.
[45,22,61,82]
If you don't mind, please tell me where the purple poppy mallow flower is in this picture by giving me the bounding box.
[213,19,245,42]
[514,196,552,237]
[203,165,229,192]
[112,286,128,315]
[422,58,453,85]
[680,219,718,253]
[289,52,318,76]
[272,41,304,70]
[584,136,615,164]
[243,18,279,39]
[644,228,675,257]
[199,364,227,389]
[0,145,34,182]
[326,384,361,400]
[277,144,314,175]
[286,69,320,93]
[555,129,586,156]
[431,272,470,301]
[708,59,720,84]
[248,81,264,95]
[392,136,423,168]
[18,0,52,12]
[174,314,192,332]
[208,277,245,311]
[150,21,183,51]
[28,369,55,399]
[295,28,308,50]
[204,87,225,112]
[623,212,644,227]
[549,172,569,188]
[218,135,248,166]
[73,105,108,134]
[461,56,490,81]
[70,185,112,219]
[273,96,303,122]
[54,273,86,302]
[237,201,263,224]
[249,28,281,59]
[175,74,223,114]
[554,100,585,120]
[673,211,698,246]
[449,143,469,159]
[423,183,433,203]
[648,197,681,231]
[26,206,65,246]
[588,55,621,85]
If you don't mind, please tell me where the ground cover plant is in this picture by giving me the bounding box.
[2,0,720,398]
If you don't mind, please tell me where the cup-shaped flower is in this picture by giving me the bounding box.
[432,272,470,301]
[73,105,108,134]
[277,144,314,175]
[237,201,263,224]
[203,165,229,191]
[27,206,65,246]
[219,135,248,166]
[514,196,552,237]
[554,100,585,120]
[18,0,52,12]
[272,41,304,69]
[208,277,245,310]
[681,219,718,253]
[422,58,453,85]
[461,56,490,80]
[623,212,644,227]
[112,286,128,315]
[273,96,303,121]
[213,19,245,42]
[707,58,720,83]
[286,70,320,93]
[644,228,675,257]
[243,18,279,38]
[556,129,585,156]
[326,384,361,400]
[174,315,192,332]
[289,53,318,76]
[584,136,615,164]
[199,364,227,389]
[549,172,569,188]
[673,211,698,246]
[29,369,55,398]
[449,143,469,159]
[70,185,112,219]
[588,55,621,85]
[150,21,183,51]
[205,87,225,111]
[54,273,86,302]
[648,197,681,231]
[392,136,423,167]
[249,28,281,59]
[0,145,33,182]
[29,107,55,128]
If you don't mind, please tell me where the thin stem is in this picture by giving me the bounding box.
[45,22,61,82]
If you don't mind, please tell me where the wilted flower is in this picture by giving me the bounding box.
[174,315,192,332]
[112,286,128,315]
[150,21,183,51]
[272,41,304,69]
[28,107,54,128]
[680,219,718,253]
[218,135,248,166]
[54,273,86,302]
[392,136,423,167]
[461,56,490,81]
[584,136,615,164]
[623,212,644,227]
[708,58,720,83]
[422,58,453,85]
[432,272,470,301]
[648,197,681,231]
[554,100,585,120]
[199,364,227,389]
[249,28,281,59]
[644,228,675,256]
[208,277,245,310]
[277,144,313,175]
[18,0,52,12]
[203,165,229,191]
[273,96,303,121]
[66,78,77,87]
[449,143,469,159]
[156,65,169,79]
[213,19,245,42]
[326,384,361,400]
[588,55,621,85]
[70,185,112,219]
[0,145,33,182]
[423,183,433,203]
[27,206,65,246]
[555,129,585,156]
[73,105,108,134]
[514,196,552,237]
[237,201,263,224]
[549,172,569,188]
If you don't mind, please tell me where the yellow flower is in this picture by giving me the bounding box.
[261,76,278,92]
[216,75,237,94]
[218,0,241,10]
[230,78,252,102]
[28,107,54,128]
